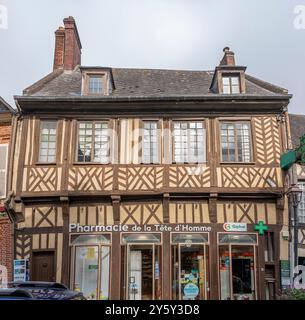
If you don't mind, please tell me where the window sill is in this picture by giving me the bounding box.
[171,162,208,165]
[73,162,112,166]
[220,162,255,166]
[35,162,57,166]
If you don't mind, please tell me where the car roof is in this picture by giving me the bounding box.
[0,288,34,298]
[11,281,68,289]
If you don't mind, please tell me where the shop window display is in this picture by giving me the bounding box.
[171,233,209,300]
[72,235,111,300]
[219,243,256,300]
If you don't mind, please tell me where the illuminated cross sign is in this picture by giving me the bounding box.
[254,221,269,235]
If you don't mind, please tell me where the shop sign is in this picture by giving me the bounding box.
[13,259,29,282]
[223,223,247,232]
[183,283,199,299]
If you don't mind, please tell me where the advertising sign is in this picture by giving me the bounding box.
[183,283,199,299]
[13,259,29,282]
[223,223,247,232]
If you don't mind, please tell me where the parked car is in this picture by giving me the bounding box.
[0,288,35,300]
[9,281,86,300]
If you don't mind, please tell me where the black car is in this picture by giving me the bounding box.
[0,288,35,300]
[9,281,86,300]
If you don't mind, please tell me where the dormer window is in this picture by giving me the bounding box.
[222,75,240,94]
[81,68,113,96]
[209,48,246,94]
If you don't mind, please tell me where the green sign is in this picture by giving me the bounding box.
[280,150,297,170]
[254,221,269,235]
[88,265,98,270]
[280,134,305,170]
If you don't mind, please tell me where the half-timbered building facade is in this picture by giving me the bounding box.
[7,17,292,300]
[289,114,305,267]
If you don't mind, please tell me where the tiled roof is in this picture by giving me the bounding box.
[0,97,15,113]
[23,66,289,98]
[289,114,305,148]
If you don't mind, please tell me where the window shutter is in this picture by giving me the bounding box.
[0,144,8,198]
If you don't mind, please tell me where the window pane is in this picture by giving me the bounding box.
[221,122,251,162]
[299,183,305,223]
[232,85,240,94]
[236,123,251,162]
[142,121,159,164]
[222,75,240,94]
[222,77,230,85]
[39,121,57,163]
[223,85,231,94]
[77,121,109,163]
[93,122,109,163]
[173,122,205,163]
[231,77,240,85]
[89,76,103,94]
[74,246,99,300]
[0,145,8,198]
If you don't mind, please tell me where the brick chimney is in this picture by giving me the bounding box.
[53,16,82,71]
[219,47,235,66]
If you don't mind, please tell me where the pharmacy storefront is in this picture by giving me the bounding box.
[68,222,267,300]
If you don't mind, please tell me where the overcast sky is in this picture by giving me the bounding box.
[0,0,304,114]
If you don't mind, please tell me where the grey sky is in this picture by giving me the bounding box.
[0,0,304,114]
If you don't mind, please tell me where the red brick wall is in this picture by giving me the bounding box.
[0,121,12,281]
[0,122,11,144]
[0,217,13,281]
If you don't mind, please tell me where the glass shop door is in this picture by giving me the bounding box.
[126,244,161,300]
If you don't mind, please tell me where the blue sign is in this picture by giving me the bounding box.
[13,259,29,282]
[183,283,199,298]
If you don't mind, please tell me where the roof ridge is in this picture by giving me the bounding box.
[81,66,214,73]
[245,74,288,95]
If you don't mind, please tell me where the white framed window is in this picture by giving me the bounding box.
[173,121,206,163]
[39,121,57,163]
[299,182,305,223]
[222,75,241,94]
[0,144,8,199]
[142,121,159,164]
[77,121,110,163]
[220,122,252,162]
[88,76,103,94]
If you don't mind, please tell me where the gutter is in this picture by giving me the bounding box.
[14,94,292,103]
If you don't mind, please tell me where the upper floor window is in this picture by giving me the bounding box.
[220,122,252,162]
[0,144,8,199]
[77,121,110,163]
[89,76,103,94]
[222,75,240,94]
[39,121,57,163]
[142,121,159,164]
[299,182,305,223]
[82,70,112,96]
[173,121,206,163]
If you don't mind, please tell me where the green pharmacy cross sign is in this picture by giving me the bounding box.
[281,134,305,170]
[254,221,269,236]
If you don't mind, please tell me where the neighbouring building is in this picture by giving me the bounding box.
[0,97,15,283]
[7,16,293,300]
[289,114,305,268]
